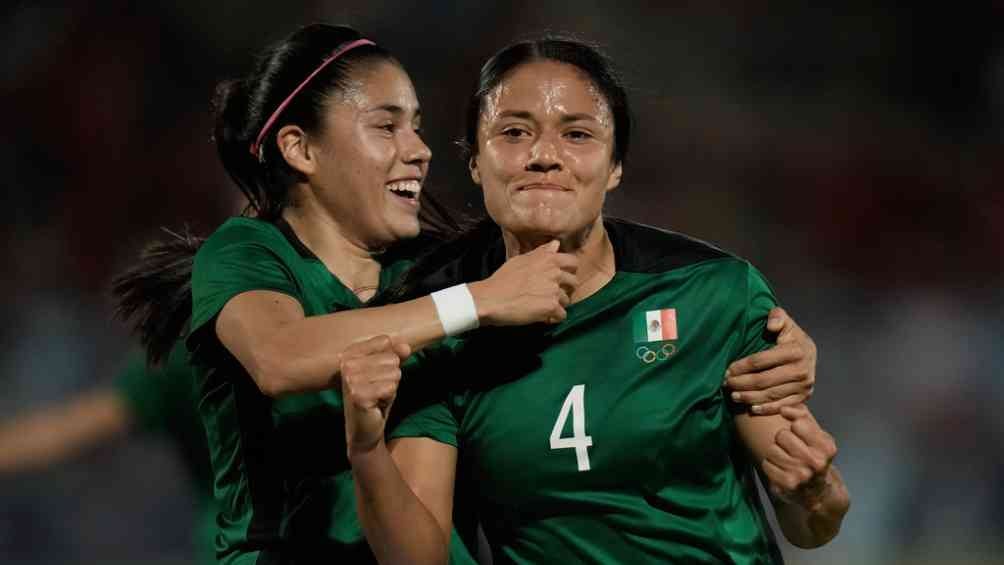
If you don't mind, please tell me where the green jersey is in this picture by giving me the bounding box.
[188,217,474,565]
[114,342,215,565]
[391,218,785,564]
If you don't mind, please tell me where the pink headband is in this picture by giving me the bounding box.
[249,38,376,160]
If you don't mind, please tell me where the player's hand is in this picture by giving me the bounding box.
[469,240,579,326]
[724,307,816,415]
[341,335,410,458]
[762,405,838,512]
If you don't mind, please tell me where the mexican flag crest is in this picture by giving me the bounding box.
[633,308,677,343]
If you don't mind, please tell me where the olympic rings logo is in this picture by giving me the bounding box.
[636,343,677,364]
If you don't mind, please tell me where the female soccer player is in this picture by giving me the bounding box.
[116,24,820,564]
[344,37,850,564]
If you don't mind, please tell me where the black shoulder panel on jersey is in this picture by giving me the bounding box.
[604,217,732,274]
[388,217,732,301]
[441,223,507,286]
[273,217,318,261]
[380,230,450,267]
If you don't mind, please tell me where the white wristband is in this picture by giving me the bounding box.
[431,283,480,336]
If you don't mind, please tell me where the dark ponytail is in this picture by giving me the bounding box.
[112,228,204,365]
[211,78,261,211]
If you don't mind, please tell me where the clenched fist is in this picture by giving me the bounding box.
[761,405,839,512]
[341,335,411,457]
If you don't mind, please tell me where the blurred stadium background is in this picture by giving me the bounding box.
[1,2,1001,564]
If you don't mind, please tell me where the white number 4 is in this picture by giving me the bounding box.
[549,384,593,471]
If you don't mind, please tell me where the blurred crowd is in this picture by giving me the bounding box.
[1,2,1000,564]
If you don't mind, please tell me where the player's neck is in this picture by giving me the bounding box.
[281,205,381,300]
[502,216,615,304]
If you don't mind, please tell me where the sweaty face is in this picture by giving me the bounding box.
[472,60,622,242]
[310,60,431,250]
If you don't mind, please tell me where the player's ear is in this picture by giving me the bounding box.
[605,160,622,192]
[468,155,481,185]
[277,125,316,175]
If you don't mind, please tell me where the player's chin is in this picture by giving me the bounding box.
[515,207,584,236]
[388,215,421,241]
[522,221,581,243]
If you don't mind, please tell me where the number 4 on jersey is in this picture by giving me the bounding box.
[549,384,593,471]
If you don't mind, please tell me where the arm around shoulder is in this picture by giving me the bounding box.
[210,237,581,397]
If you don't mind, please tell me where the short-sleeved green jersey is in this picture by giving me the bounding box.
[188,217,474,565]
[391,218,784,564]
[114,342,216,565]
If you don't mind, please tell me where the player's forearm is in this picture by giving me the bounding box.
[249,296,446,397]
[252,280,508,397]
[773,466,850,548]
[0,391,131,473]
[351,442,449,565]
